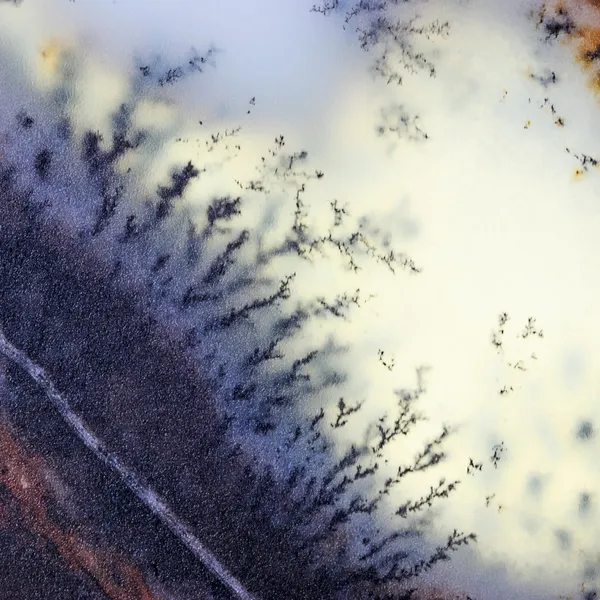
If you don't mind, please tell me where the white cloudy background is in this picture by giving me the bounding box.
[2,0,600,598]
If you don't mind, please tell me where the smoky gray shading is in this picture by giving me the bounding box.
[577,420,595,441]
[579,492,592,516]
[527,474,543,497]
[554,529,572,551]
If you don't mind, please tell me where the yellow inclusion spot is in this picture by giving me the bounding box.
[38,40,62,74]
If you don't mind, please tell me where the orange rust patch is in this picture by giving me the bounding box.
[0,419,159,600]
[545,0,600,95]
[574,24,600,67]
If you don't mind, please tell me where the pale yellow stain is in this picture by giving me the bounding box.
[38,39,62,74]
[33,38,73,90]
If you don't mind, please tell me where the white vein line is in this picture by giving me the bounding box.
[0,326,258,600]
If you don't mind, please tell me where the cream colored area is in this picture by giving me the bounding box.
[3,0,600,598]
[68,66,131,145]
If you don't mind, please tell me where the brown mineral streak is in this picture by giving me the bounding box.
[555,0,600,93]
[574,24,600,75]
[0,418,158,600]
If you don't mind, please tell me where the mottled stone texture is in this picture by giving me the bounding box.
[0,172,335,599]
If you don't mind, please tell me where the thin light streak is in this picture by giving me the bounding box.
[0,325,258,600]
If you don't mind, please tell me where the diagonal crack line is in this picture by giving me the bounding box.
[0,325,258,600]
